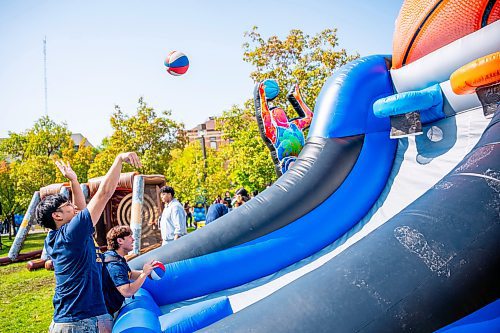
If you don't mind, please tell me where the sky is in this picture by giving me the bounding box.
[0,0,402,147]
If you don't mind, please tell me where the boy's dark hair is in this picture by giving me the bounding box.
[235,187,248,197]
[160,186,175,197]
[35,194,68,231]
[106,225,132,251]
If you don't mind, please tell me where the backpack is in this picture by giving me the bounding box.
[101,252,132,314]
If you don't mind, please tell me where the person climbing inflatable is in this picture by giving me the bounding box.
[254,79,314,176]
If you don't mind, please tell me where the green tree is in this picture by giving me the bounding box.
[0,161,18,218]
[218,102,276,193]
[10,156,57,208]
[166,140,232,204]
[89,98,185,178]
[0,117,93,213]
[166,143,205,203]
[59,138,96,183]
[0,161,21,239]
[0,116,71,160]
[243,27,358,114]
[0,133,27,160]
[203,143,233,200]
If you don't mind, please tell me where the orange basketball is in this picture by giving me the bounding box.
[392,0,500,69]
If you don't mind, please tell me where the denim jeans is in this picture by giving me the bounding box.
[48,314,113,333]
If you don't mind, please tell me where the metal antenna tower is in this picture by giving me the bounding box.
[43,36,48,116]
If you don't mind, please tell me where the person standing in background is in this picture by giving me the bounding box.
[223,191,232,210]
[205,203,228,225]
[159,186,187,245]
[184,201,193,228]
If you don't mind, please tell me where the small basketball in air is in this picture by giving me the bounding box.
[164,51,189,76]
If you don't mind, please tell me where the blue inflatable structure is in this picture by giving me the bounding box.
[114,16,500,333]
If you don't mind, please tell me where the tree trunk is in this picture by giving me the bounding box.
[8,213,14,240]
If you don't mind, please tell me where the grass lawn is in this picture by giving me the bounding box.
[0,229,48,257]
[0,232,54,333]
[0,227,198,332]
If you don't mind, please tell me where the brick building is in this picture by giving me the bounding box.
[186,117,229,150]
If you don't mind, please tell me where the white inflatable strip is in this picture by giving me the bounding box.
[391,20,500,93]
[440,80,480,116]
[223,106,490,313]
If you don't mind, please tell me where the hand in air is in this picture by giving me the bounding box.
[55,160,77,181]
[119,152,142,169]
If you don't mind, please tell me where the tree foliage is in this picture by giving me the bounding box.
[88,98,186,178]
[59,138,95,183]
[166,139,234,204]
[10,156,57,208]
[166,143,203,203]
[218,103,276,193]
[0,117,95,213]
[0,116,71,160]
[0,161,18,219]
[243,27,358,117]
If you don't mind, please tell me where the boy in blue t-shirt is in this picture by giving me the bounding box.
[102,225,155,315]
[35,153,142,333]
